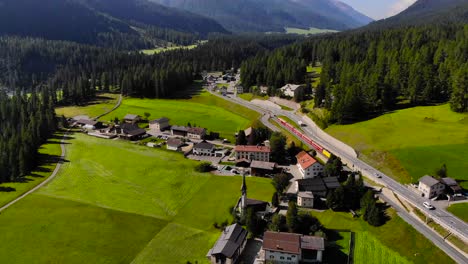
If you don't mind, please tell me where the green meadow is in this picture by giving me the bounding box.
[0,133,274,263]
[285,27,338,35]
[326,104,468,187]
[110,91,260,141]
[447,203,468,222]
[311,209,453,264]
[141,44,198,55]
[55,93,120,118]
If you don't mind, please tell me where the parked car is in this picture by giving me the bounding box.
[423,202,435,210]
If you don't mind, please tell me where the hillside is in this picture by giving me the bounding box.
[366,0,468,28]
[0,0,227,48]
[152,0,373,32]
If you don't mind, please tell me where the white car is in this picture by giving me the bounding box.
[423,202,435,210]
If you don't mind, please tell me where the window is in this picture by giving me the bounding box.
[280,256,285,260]
[270,255,274,259]
[287,257,291,260]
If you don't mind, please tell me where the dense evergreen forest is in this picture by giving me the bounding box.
[0,89,56,183]
[241,22,468,123]
[0,34,302,104]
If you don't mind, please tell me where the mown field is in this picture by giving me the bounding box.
[326,104,468,187]
[0,133,274,263]
[285,27,338,35]
[110,91,260,141]
[55,93,120,118]
[0,132,64,207]
[141,44,198,55]
[447,203,468,222]
[311,209,453,264]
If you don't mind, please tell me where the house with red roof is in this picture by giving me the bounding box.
[296,151,324,179]
[262,231,324,263]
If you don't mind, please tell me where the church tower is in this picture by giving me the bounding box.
[241,172,247,212]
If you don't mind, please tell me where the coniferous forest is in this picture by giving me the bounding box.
[241,22,468,123]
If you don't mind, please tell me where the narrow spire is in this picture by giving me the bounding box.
[241,171,247,195]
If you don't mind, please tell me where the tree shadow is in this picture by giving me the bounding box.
[0,186,16,192]
[323,229,351,264]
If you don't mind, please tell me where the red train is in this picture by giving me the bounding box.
[276,117,332,158]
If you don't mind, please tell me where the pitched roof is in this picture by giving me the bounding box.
[188,127,206,135]
[280,84,301,91]
[250,160,276,171]
[301,236,325,251]
[298,191,314,199]
[77,119,99,126]
[120,123,146,136]
[440,178,462,192]
[167,138,184,148]
[208,224,247,258]
[297,178,327,193]
[419,175,441,187]
[149,117,169,124]
[171,126,188,132]
[245,198,268,207]
[194,140,214,150]
[124,114,140,120]
[244,127,253,137]
[263,232,301,255]
[322,177,340,189]
[234,145,271,153]
[296,151,319,170]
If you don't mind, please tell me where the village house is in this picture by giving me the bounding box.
[193,140,215,156]
[259,86,269,95]
[76,119,102,130]
[171,126,188,137]
[244,127,253,138]
[280,84,302,98]
[149,117,170,132]
[235,84,244,94]
[250,160,277,177]
[187,127,206,140]
[236,174,270,218]
[296,151,324,179]
[262,231,325,263]
[235,145,271,162]
[418,175,446,198]
[439,177,463,195]
[206,223,248,264]
[297,192,315,208]
[166,138,184,151]
[117,123,146,140]
[123,114,141,124]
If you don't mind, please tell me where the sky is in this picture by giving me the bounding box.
[340,0,418,20]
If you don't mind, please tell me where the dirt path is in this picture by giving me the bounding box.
[93,94,123,120]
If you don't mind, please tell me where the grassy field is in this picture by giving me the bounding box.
[141,44,198,55]
[0,133,274,263]
[110,91,260,142]
[447,203,468,222]
[55,93,120,118]
[238,93,269,101]
[326,104,468,187]
[310,209,453,264]
[285,27,338,35]
[354,232,411,264]
[0,132,64,207]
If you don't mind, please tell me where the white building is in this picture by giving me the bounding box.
[166,138,184,151]
[236,84,244,94]
[297,192,314,208]
[296,151,324,179]
[235,145,271,162]
[280,84,302,97]
[418,175,445,199]
[149,117,170,131]
[263,232,324,263]
[187,127,206,140]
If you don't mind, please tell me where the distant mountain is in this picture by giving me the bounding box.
[152,0,373,32]
[0,0,227,47]
[366,0,468,28]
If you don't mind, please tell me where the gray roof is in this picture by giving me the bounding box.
[440,177,458,186]
[194,140,214,150]
[298,192,314,199]
[419,175,441,187]
[171,126,188,132]
[250,160,276,171]
[301,236,325,251]
[77,119,99,126]
[297,178,327,193]
[120,123,146,136]
[322,177,340,189]
[208,224,247,258]
[124,114,140,120]
[167,138,184,148]
[149,117,169,124]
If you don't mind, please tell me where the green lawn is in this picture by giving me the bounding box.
[354,232,411,264]
[141,44,198,55]
[0,133,274,263]
[238,93,269,101]
[285,27,338,35]
[55,93,120,118]
[447,203,468,222]
[310,209,453,264]
[0,194,167,264]
[326,104,468,187]
[0,132,64,207]
[110,91,260,142]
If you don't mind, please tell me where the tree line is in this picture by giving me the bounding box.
[241,22,468,124]
[0,89,56,183]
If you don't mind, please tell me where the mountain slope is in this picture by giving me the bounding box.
[367,0,468,28]
[0,0,227,46]
[152,0,373,32]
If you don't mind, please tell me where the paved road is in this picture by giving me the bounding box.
[208,89,468,262]
[0,131,68,213]
[93,94,123,120]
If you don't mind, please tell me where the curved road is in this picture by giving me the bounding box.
[209,89,468,263]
